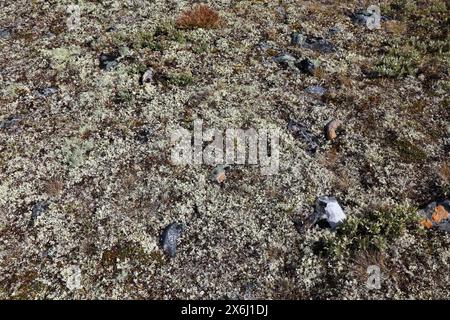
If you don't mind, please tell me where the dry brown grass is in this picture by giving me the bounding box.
[176,4,221,30]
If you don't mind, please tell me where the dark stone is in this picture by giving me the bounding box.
[287,120,319,153]
[99,52,119,70]
[29,201,49,227]
[302,36,336,53]
[160,222,184,257]
[291,33,336,53]
[292,217,303,234]
[295,58,315,75]
[37,87,58,98]
[135,127,154,143]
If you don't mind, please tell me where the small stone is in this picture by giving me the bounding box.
[350,9,388,27]
[314,196,346,229]
[135,127,154,143]
[350,11,372,25]
[99,52,119,71]
[295,58,315,75]
[29,201,49,227]
[210,164,229,183]
[287,120,319,153]
[302,36,336,53]
[0,115,21,130]
[291,33,336,53]
[141,68,154,85]
[273,53,297,68]
[304,85,326,96]
[160,222,184,257]
[36,87,58,98]
[0,28,11,39]
[324,119,341,140]
[291,32,305,45]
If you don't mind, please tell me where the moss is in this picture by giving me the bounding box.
[193,40,209,54]
[5,271,48,299]
[154,22,186,44]
[166,72,196,86]
[374,43,421,78]
[101,241,165,269]
[393,139,428,164]
[133,30,163,51]
[114,88,134,105]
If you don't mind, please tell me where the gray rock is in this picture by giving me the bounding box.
[314,196,346,229]
[418,199,450,232]
[135,127,154,143]
[99,52,119,71]
[287,120,319,153]
[350,9,388,26]
[141,68,154,85]
[291,32,305,45]
[302,36,336,53]
[36,87,58,98]
[29,201,49,227]
[209,164,230,183]
[304,85,326,96]
[273,53,297,68]
[291,33,336,53]
[0,28,11,39]
[438,222,450,232]
[350,11,372,25]
[0,115,21,129]
[160,222,184,257]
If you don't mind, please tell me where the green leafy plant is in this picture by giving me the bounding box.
[166,72,195,86]
[315,206,420,259]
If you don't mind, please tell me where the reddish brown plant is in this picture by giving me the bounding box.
[176,4,221,30]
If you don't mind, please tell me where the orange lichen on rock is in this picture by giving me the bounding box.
[420,219,433,229]
[176,4,221,30]
[431,205,449,223]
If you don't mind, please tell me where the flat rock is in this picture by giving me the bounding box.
[291,32,336,53]
[304,85,326,96]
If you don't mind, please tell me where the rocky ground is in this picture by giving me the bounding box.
[0,0,449,299]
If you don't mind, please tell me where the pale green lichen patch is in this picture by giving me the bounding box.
[0,0,448,299]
